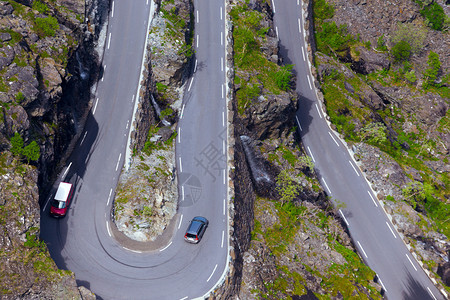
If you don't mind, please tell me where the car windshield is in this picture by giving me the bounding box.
[51,200,66,209]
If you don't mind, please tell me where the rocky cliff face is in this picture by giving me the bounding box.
[312,0,449,292]
[0,0,106,298]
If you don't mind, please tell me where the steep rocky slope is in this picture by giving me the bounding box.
[312,0,449,292]
[0,0,106,298]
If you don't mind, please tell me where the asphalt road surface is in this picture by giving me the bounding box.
[272,0,445,299]
[41,0,229,299]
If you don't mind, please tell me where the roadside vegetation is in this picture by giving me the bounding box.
[313,0,449,242]
[230,3,294,115]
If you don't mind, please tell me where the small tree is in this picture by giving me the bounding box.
[22,141,40,162]
[421,2,446,31]
[274,64,293,91]
[391,40,411,62]
[276,170,301,205]
[391,23,426,55]
[423,51,441,87]
[10,132,24,156]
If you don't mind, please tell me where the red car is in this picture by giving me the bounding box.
[50,182,73,217]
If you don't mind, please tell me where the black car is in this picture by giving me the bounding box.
[184,216,209,243]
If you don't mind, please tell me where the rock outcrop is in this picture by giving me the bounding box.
[0,0,108,298]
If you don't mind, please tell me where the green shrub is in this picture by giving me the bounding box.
[421,2,446,31]
[22,141,40,162]
[276,170,301,205]
[274,64,293,91]
[391,40,411,62]
[15,91,25,101]
[376,35,388,51]
[313,0,335,21]
[391,23,426,55]
[10,132,24,156]
[34,16,59,37]
[316,21,353,55]
[32,0,49,14]
[405,70,417,83]
[423,51,441,87]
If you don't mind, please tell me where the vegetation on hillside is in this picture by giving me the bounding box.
[312,0,449,240]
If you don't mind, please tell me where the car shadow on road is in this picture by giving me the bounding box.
[40,110,100,271]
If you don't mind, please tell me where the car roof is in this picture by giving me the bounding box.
[187,217,207,234]
[54,182,72,202]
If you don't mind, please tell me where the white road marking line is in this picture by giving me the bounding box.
[126,120,129,130]
[339,209,349,226]
[223,169,226,185]
[222,111,225,127]
[223,198,226,215]
[223,140,226,155]
[221,84,224,99]
[179,297,188,300]
[80,131,88,145]
[298,18,301,33]
[221,57,223,71]
[386,222,397,238]
[180,104,185,118]
[62,162,72,178]
[188,77,194,91]
[322,178,331,194]
[275,26,279,37]
[221,231,224,248]
[378,275,387,292]
[111,1,114,18]
[178,214,183,229]
[207,264,218,282]
[179,157,183,173]
[349,160,360,176]
[406,254,417,271]
[427,287,437,300]
[43,194,53,211]
[178,128,181,143]
[196,35,199,48]
[123,247,142,254]
[196,10,199,23]
[194,59,197,72]
[328,132,339,146]
[367,191,378,207]
[107,32,111,49]
[295,115,302,131]
[297,0,299,5]
[115,153,122,171]
[181,185,185,201]
[159,241,172,252]
[357,241,368,258]
[307,75,312,89]
[315,103,322,118]
[220,7,223,20]
[131,94,135,103]
[221,32,223,46]
[307,146,316,162]
[271,0,276,13]
[107,188,112,206]
[301,46,306,61]
[106,221,112,237]
[93,97,99,114]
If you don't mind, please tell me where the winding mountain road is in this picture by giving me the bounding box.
[41,0,229,299]
[272,0,445,299]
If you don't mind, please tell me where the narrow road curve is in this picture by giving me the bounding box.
[273,1,445,299]
[41,0,230,299]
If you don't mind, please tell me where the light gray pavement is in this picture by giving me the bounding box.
[40,0,230,299]
[272,0,445,299]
